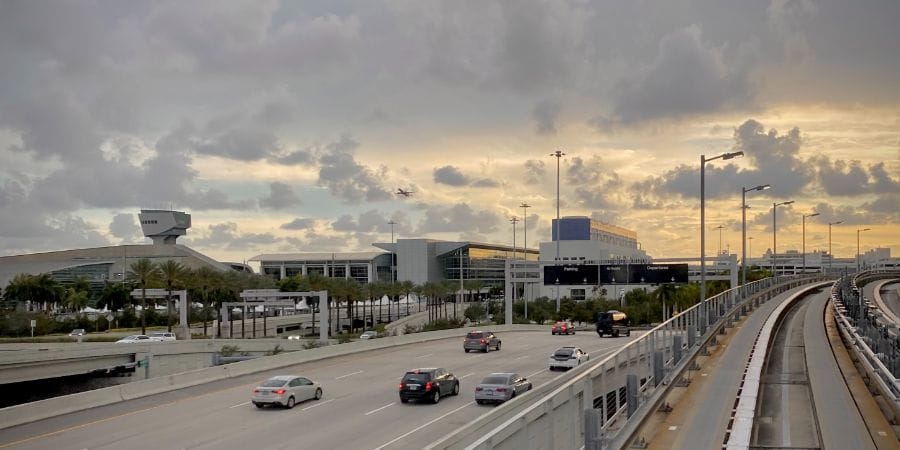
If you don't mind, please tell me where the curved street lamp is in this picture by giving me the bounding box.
[549,150,565,312]
[741,184,770,284]
[700,151,743,329]
[857,228,872,272]
[801,212,819,273]
[827,221,843,273]
[772,200,794,276]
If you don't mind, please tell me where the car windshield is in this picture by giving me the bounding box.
[260,379,288,388]
[466,332,484,339]
[480,376,509,385]
[554,349,574,357]
[402,373,431,383]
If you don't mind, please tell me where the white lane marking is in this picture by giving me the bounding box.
[460,372,474,379]
[229,401,250,408]
[415,353,433,358]
[668,426,678,431]
[365,402,395,416]
[301,398,334,411]
[515,355,529,360]
[373,402,474,450]
[527,368,547,378]
[335,370,364,380]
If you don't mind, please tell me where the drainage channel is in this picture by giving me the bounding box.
[751,294,822,449]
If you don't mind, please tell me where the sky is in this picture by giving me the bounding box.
[0,0,898,267]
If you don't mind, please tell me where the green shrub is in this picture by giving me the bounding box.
[337,334,353,344]
[303,339,320,349]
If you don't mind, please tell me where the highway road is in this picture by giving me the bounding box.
[0,329,639,450]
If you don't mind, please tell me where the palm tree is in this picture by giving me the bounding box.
[400,280,416,316]
[304,273,330,336]
[64,287,90,312]
[191,266,221,337]
[158,260,187,333]
[128,259,160,335]
[655,283,677,322]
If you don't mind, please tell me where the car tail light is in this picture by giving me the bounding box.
[253,389,259,394]
[274,389,286,395]
[480,339,486,344]
[425,381,433,392]
[399,383,405,391]
[475,387,483,391]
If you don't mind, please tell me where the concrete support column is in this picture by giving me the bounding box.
[318,291,329,345]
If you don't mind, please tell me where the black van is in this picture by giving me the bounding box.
[596,310,630,337]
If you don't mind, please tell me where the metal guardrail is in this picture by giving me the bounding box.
[428,275,826,450]
[832,270,900,416]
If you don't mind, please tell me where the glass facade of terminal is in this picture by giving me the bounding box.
[436,245,539,290]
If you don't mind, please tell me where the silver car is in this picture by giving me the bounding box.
[475,373,532,405]
[251,375,323,409]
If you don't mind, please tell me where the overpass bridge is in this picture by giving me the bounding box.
[1,273,899,449]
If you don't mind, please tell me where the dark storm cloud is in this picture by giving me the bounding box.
[472,178,500,188]
[414,203,500,235]
[317,136,391,204]
[195,127,279,161]
[259,182,301,210]
[108,213,141,243]
[270,148,314,166]
[281,218,317,230]
[433,166,469,186]
[633,119,812,202]
[533,99,560,135]
[186,222,279,251]
[331,210,401,233]
[813,157,872,196]
[599,25,757,126]
[523,159,547,185]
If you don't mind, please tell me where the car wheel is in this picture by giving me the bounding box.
[476,399,484,405]
[511,391,516,398]
[495,341,501,351]
[464,348,469,353]
[315,388,323,400]
[482,346,488,353]
[400,397,409,404]
[613,330,619,337]
[253,402,264,409]
[285,396,295,409]
[432,390,441,404]
[626,329,631,336]
[527,383,533,391]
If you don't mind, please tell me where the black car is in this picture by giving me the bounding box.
[399,368,460,404]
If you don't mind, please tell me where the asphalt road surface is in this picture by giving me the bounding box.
[0,329,639,450]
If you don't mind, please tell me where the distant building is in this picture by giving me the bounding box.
[0,210,245,310]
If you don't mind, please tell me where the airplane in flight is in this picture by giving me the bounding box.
[396,188,415,197]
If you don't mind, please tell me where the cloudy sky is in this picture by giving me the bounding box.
[1,0,898,266]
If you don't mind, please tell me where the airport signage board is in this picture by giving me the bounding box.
[543,263,688,285]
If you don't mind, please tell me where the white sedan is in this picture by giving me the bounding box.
[548,346,590,371]
[115,335,160,343]
[251,375,323,409]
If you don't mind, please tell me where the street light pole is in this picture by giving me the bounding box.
[741,184,770,284]
[828,221,843,274]
[857,227,872,272]
[801,212,819,273]
[550,150,565,312]
[772,200,794,277]
[510,216,519,315]
[520,202,531,319]
[715,225,725,256]
[700,151,743,330]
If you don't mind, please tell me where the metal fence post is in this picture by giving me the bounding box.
[626,374,638,418]
[585,408,603,450]
[653,351,664,387]
[673,335,683,365]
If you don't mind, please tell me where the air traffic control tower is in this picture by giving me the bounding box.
[138,209,191,245]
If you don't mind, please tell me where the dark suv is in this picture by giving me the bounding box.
[399,368,460,404]
[463,331,501,353]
